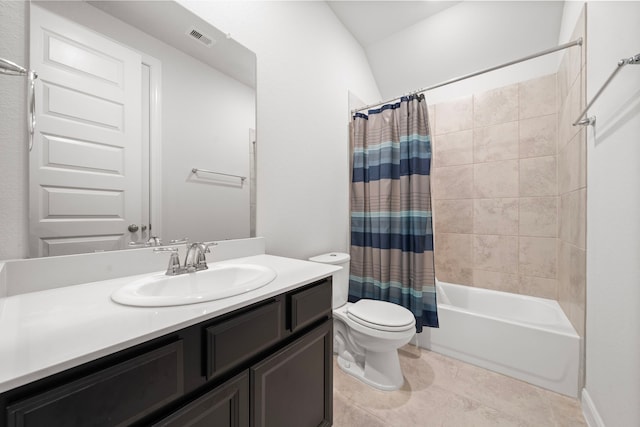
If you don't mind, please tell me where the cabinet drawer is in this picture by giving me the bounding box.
[206,299,283,379]
[6,341,184,427]
[288,279,332,333]
[154,371,249,427]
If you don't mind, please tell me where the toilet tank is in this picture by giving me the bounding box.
[308,253,350,309]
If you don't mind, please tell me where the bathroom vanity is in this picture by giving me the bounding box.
[0,249,339,427]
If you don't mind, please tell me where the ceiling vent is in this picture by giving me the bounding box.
[186,27,216,47]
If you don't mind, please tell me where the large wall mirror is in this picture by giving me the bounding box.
[27,0,256,257]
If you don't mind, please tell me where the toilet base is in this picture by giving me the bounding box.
[336,349,405,391]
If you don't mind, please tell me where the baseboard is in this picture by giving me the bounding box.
[582,388,605,427]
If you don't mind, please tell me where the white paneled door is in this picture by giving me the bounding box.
[29,5,142,256]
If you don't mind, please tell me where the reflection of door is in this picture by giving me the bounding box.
[29,5,142,256]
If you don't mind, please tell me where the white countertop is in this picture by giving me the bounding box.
[0,254,340,393]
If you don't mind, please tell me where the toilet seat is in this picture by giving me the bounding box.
[347,300,415,332]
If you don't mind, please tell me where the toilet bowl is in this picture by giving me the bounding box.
[309,253,416,391]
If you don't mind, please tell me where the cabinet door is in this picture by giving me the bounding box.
[154,371,249,427]
[251,321,332,427]
[6,341,183,427]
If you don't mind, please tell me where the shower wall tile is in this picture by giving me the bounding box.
[519,236,557,279]
[559,190,586,250]
[519,74,557,120]
[432,165,474,199]
[558,72,585,153]
[473,235,519,274]
[519,275,557,300]
[519,114,557,159]
[519,156,556,197]
[556,8,587,363]
[558,193,571,243]
[429,70,590,310]
[558,9,585,114]
[570,245,586,307]
[473,198,519,235]
[557,57,570,114]
[474,160,519,198]
[473,84,518,127]
[557,240,571,300]
[435,96,473,135]
[519,197,557,238]
[473,122,519,163]
[434,233,473,285]
[473,269,519,294]
[573,189,587,250]
[558,129,587,194]
[433,200,473,234]
[433,130,473,167]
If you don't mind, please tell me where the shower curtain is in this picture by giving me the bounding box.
[349,94,438,332]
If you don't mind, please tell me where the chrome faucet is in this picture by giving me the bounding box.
[154,247,182,275]
[184,242,216,272]
[128,235,163,248]
[155,242,217,276]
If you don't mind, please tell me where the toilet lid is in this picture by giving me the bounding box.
[347,300,415,332]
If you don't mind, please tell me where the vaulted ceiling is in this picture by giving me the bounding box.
[327,1,566,100]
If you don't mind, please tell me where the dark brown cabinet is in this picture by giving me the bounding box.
[252,321,332,427]
[153,371,249,427]
[6,342,184,427]
[206,298,284,379]
[0,277,333,427]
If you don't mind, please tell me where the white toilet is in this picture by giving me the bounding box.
[309,253,416,391]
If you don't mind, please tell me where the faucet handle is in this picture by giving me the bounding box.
[200,242,218,253]
[194,242,216,270]
[146,236,162,246]
[154,247,182,276]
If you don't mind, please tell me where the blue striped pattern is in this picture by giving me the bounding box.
[352,136,432,182]
[351,212,433,250]
[349,94,438,332]
[351,211,433,236]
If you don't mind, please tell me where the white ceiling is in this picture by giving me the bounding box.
[327,1,462,48]
[327,1,566,100]
[89,0,256,88]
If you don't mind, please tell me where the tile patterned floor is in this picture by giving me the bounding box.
[333,345,587,427]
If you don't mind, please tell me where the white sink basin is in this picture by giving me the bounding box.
[111,264,277,307]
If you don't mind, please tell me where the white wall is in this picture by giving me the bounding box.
[557,1,587,46]
[178,1,381,259]
[583,2,640,426]
[365,1,565,104]
[0,1,28,260]
[157,37,255,243]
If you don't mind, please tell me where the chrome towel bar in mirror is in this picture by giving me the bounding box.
[0,57,37,151]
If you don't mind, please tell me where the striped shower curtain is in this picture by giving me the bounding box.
[349,94,438,332]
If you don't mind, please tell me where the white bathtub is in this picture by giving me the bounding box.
[418,281,580,397]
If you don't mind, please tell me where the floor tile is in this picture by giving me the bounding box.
[333,345,587,427]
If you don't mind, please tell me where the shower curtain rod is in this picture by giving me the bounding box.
[352,38,583,114]
[573,52,640,126]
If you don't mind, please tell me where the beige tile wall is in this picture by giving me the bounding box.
[557,6,587,390]
[432,74,560,300]
[430,5,587,392]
